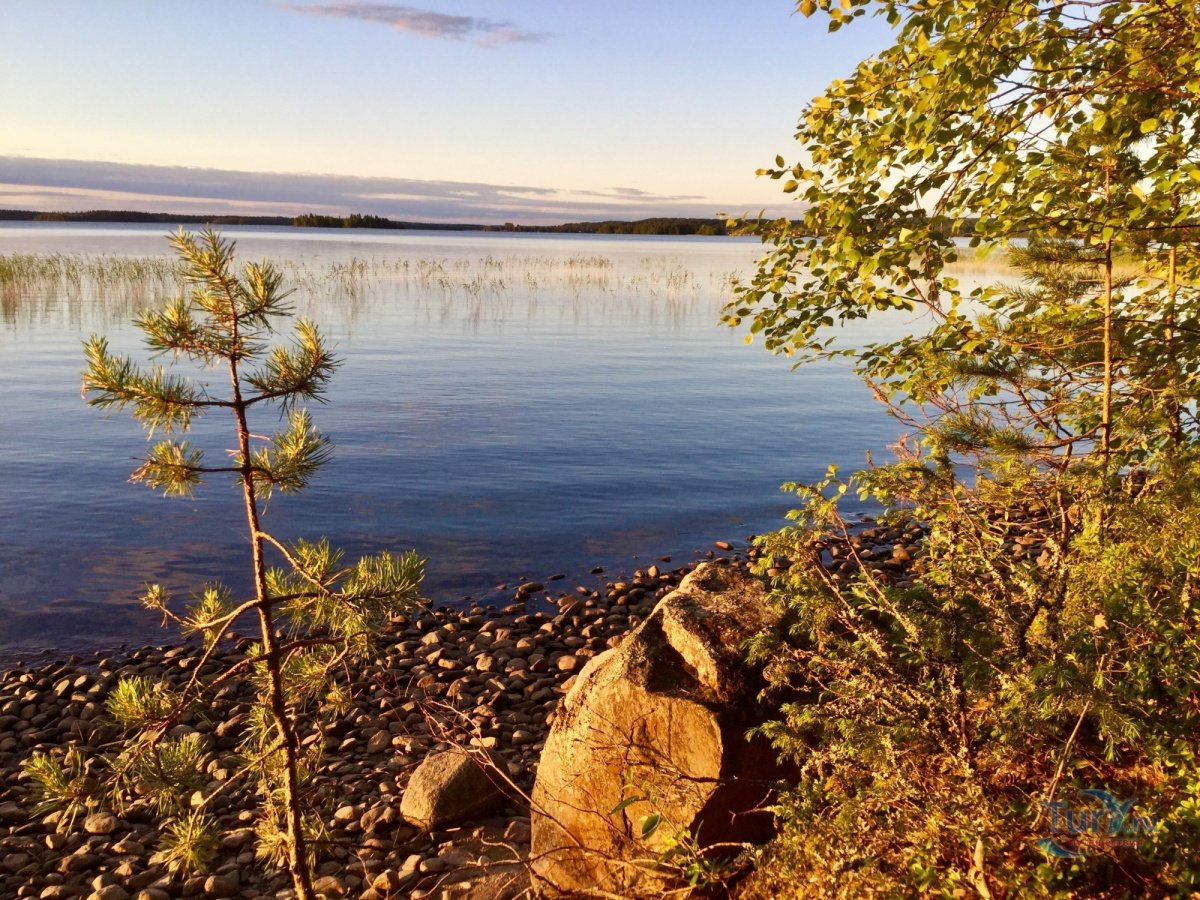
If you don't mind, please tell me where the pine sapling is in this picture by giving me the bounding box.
[25,228,425,899]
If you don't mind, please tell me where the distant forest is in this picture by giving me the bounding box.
[0,209,731,236]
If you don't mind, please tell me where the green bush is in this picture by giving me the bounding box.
[743,459,1200,897]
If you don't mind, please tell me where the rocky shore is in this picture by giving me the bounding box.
[0,523,930,900]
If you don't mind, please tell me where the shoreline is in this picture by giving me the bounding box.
[1,507,891,671]
[0,538,755,673]
[0,524,922,898]
[0,553,717,899]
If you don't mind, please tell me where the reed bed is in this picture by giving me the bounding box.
[0,251,742,333]
[1,254,185,328]
[318,253,715,299]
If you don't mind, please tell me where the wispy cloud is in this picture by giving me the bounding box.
[0,157,740,224]
[281,3,550,47]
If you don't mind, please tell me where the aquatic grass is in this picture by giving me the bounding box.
[0,253,188,328]
[311,253,709,301]
[1,250,734,333]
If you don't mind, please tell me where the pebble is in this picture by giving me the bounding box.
[201,873,238,898]
[82,814,118,837]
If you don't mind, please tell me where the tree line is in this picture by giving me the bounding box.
[0,208,730,236]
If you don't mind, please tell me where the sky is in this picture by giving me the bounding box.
[0,2,895,224]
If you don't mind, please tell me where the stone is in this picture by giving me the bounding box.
[0,801,25,823]
[311,875,346,896]
[418,856,447,874]
[503,818,531,844]
[396,854,423,881]
[332,804,360,823]
[218,829,253,851]
[110,838,144,856]
[465,864,531,900]
[201,873,239,898]
[366,730,392,753]
[530,563,788,897]
[45,833,68,851]
[83,812,119,836]
[360,805,400,835]
[399,749,507,831]
[370,869,407,893]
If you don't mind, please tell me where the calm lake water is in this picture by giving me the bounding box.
[0,223,905,662]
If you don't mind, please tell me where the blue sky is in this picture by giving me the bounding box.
[1,2,894,223]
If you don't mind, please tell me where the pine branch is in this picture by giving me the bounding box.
[244,410,334,500]
[244,319,340,410]
[131,441,206,497]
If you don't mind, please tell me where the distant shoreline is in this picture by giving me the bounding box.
[0,209,734,237]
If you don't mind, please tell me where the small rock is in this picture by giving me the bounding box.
[399,749,507,830]
[360,806,398,834]
[92,886,130,900]
[370,866,415,893]
[397,854,423,879]
[312,875,346,897]
[202,873,239,898]
[83,812,119,836]
[0,801,24,823]
[110,838,145,856]
[45,833,68,851]
[3,852,32,873]
[332,804,361,824]
[419,857,447,874]
[219,829,254,851]
[366,730,392,753]
[504,818,532,844]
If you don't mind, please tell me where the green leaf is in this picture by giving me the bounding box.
[641,813,663,840]
[610,796,641,815]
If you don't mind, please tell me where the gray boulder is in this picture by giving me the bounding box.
[530,562,787,897]
[400,748,508,831]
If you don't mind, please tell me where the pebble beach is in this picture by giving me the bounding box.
[0,522,937,900]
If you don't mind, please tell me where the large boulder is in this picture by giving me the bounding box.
[400,748,508,831]
[530,562,787,897]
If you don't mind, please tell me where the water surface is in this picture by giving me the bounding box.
[0,223,903,661]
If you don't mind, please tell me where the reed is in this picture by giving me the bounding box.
[1,250,740,334]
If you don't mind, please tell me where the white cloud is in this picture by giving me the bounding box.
[279,3,551,47]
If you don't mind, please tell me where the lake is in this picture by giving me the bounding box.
[0,223,904,662]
